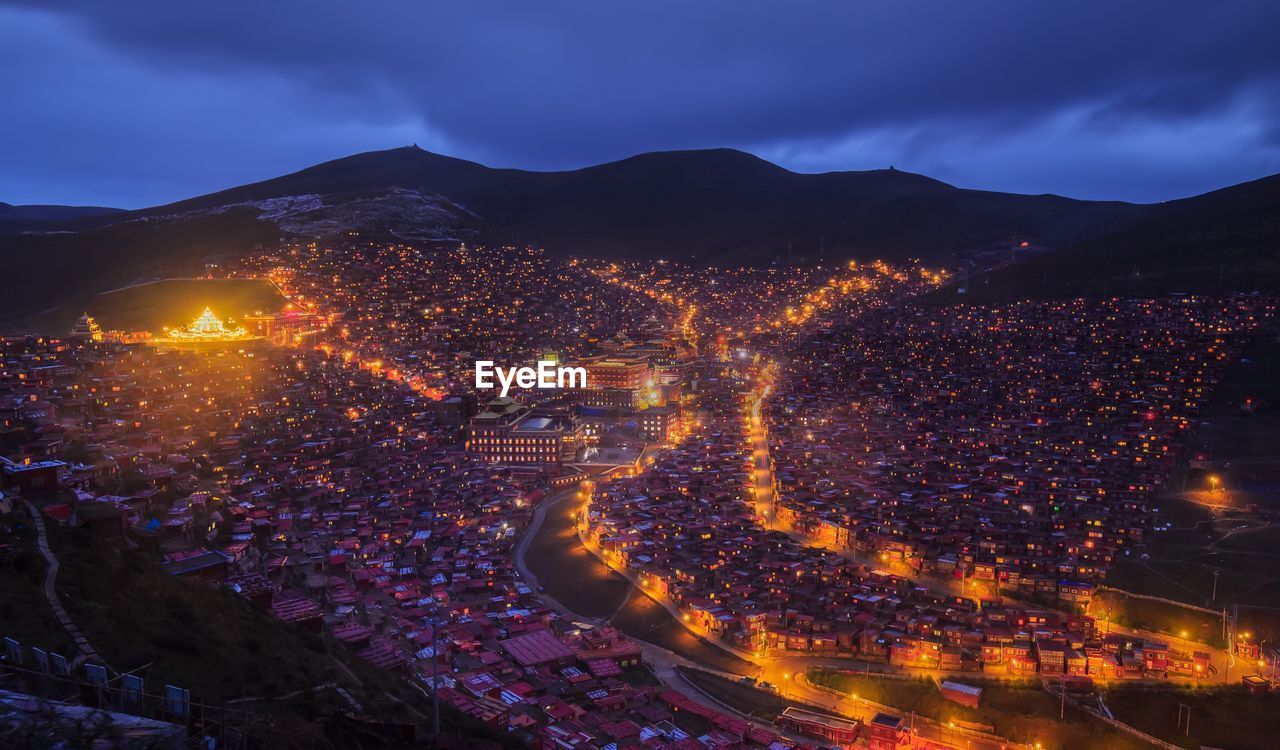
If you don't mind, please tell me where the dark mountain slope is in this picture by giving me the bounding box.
[146,147,506,213]
[143,146,1142,264]
[949,172,1280,302]
[0,202,123,233]
[6,145,1280,330]
[0,209,278,329]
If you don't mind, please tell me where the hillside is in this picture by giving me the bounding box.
[4,145,1280,331]
[0,209,279,331]
[0,202,122,233]
[143,146,1144,264]
[943,172,1280,303]
[0,503,510,748]
[22,277,290,335]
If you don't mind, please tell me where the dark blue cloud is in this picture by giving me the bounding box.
[2,1,1278,207]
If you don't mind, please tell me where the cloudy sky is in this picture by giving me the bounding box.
[3,1,1279,208]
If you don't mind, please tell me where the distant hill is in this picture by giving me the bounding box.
[24,277,289,335]
[144,146,1144,264]
[3,145,1280,330]
[942,172,1280,303]
[0,201,122,222]
[0,201,123,233]
[0,209,279,331]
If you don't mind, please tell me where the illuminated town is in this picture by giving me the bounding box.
[5,4,1280,748]
[2,233,1278,749]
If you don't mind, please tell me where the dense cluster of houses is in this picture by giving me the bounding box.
[6,240,1274,748]
[0,327,815,748]
[582,299,1256,681]
[767,296,1274,607]
[226,242,664,398]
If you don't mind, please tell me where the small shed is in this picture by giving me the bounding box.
[940,679,983,708]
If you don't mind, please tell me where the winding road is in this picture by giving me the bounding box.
[514,488,802,737]
[515,366,1242,750]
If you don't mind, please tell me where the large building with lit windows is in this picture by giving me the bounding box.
[244,308,328,345]
[576,355,652,409]
[566,340,690,444]
[465,398,584,471]
[636,403,679,442]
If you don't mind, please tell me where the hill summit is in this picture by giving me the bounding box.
[4,145,1280,328]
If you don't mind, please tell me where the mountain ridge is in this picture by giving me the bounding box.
[2,145,1279,330]
[941,170,1280,303]
[0,202,124,233]
[183,145,1139,263]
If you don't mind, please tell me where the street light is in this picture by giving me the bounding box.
[1209,475,1221,494]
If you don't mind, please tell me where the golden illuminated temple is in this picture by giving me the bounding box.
[153,307,262,348]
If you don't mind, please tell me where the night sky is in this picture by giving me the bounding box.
[4,1,1279,208]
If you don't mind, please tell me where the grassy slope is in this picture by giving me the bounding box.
[1105,685,1280,750]
[808,669,1149,750]
[678,667,788,722]
[30,519,509,748]
[147,146,1143,266]
[49,277,288,334]
[0,510,73,655]
[0,210,279,333]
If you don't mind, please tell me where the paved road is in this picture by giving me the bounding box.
[788,672,1024,750]
[519,380,1237,750]
[518,486,752,673]
[514,488,811,740]
[522,387,1033,748]
[749,384,777,528]
[515,488,597,616]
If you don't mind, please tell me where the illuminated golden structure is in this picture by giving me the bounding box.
[69,313,104,342]
[153,307,262,348]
